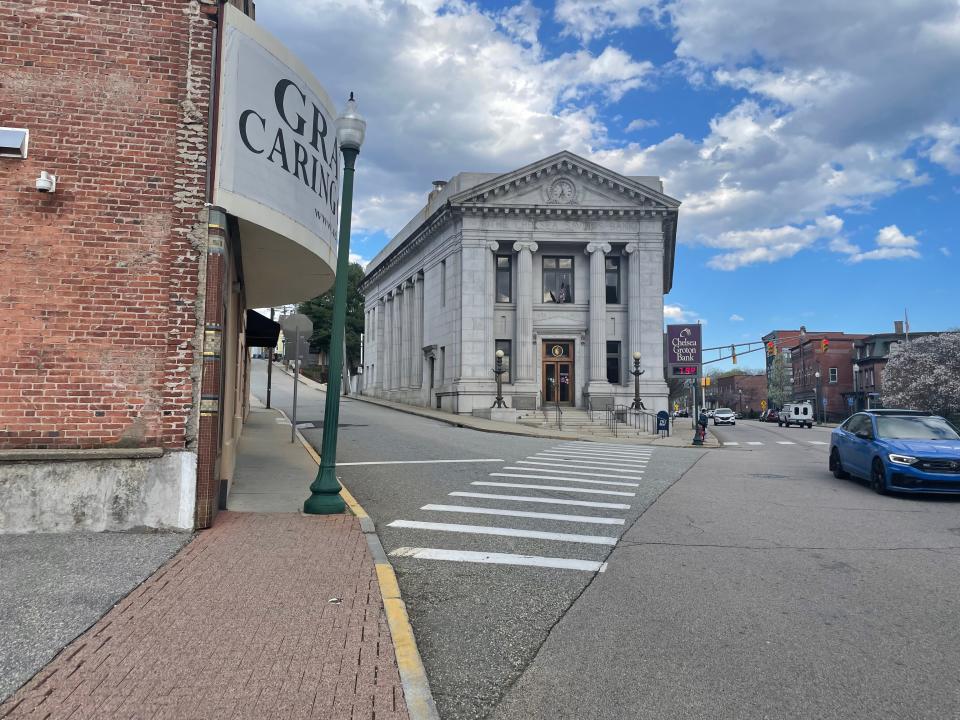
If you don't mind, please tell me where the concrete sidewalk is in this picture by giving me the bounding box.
[0,404,424,720]
[274,363,720,449]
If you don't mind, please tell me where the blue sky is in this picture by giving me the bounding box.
[257,0,959,370]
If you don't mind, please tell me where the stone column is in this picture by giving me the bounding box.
[512,241,538,382]
[383,293,393,390]
[375,298,385,391]
[411,273,424,389]
[625,242,642,364]
[586,242,612,384]
[402,278,415,388]
[392,285,403,390]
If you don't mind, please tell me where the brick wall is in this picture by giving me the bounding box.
[0,0,215,450]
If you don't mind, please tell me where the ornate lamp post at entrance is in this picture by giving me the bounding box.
[629,351,645,410]
[492,349,508,408]
[304,94,366,516]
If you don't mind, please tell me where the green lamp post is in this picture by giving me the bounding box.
[304,93,366,515]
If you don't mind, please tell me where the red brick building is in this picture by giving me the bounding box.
[706,374,767,416]
[1,2,339,531]
[789,332,866,422]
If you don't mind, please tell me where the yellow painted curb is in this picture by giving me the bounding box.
[274,404,438,719]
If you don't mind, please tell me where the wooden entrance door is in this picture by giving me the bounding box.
[542,341,574,405]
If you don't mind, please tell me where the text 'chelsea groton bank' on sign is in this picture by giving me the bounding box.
[214,4,341,252]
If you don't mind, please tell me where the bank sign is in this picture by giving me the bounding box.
[215,5,340,257]
[667,324,702,375]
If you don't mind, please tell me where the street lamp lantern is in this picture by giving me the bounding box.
[492,349,508,409]
[304,93,366,516]
[629,351,645,410]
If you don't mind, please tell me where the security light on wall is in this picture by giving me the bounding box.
[0,127,29,159]
[35,170,56,193]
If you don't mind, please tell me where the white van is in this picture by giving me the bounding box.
[778,402,814,428]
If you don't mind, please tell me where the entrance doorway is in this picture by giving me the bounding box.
[542,341,574,406]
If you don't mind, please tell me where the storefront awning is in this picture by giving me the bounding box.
[245,310,281,348]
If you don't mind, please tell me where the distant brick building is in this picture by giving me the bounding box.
[706,374,767,416]
[1,1,339,531]
[845,324,940,411]
[789,332,866,422]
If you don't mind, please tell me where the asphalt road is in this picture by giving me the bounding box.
[254,364,960,719]
[252,363,702,719]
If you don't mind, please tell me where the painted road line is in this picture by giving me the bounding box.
[555,443,652,453]
[490,472,639,487]
[389,547,607,573]
[536,452,649,463]
[746,442,764,446]
[558,442,653,450]
[724,442,740,446]
[776,441,796,445]
[337,458,503,466]
[423,504,627,524]
[502,466,642,480]
[548,448,651,459]
[517,460,644,474]
[534,454,648,467]
[448,492,631,510]
[389,520,618,545]
[552,446,652,457]
[809,441,828,445]
[545,451,652,462]
[473,481,635,497]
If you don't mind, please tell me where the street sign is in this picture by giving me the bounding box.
[847,396,854,407]
[822,397,828,407]
[760,399,767,411]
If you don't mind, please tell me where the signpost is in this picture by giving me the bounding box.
[667,324,703,428]
[280,313,313,443]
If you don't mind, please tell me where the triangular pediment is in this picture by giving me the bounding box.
[448,150,680,211]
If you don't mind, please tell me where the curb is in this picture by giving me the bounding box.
[271,363,717,449]
[273,405,440,720]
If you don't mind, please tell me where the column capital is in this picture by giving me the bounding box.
[585,242,612,255]
[404,277,415,289]
[512,241,539,253]
[486,241,500,253]
[413,270,424,284]
[624,242,641,254]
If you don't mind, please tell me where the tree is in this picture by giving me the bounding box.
[298,262,366,373]
[882,332,960,421]
[768,353,790,409]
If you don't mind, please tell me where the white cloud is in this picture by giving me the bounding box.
[258,0,960,273]
[941,246,952,256]
[833,224,921,263]
[664,304,703,324]
[260,1,653,236]
[626,117,659,132]
[348,253,370,268]
[704,215,843,270]
[729,314,744,321]
[554,0,661,42]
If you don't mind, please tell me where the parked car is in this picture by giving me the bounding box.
[706,410,716,418]
[829,410,960,494]
[760,409,778,422]
[779,402,814,428]
[713,408,736,425]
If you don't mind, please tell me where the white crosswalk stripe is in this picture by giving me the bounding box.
[388,520,618,545]
[776,441,796,445]
[516,460,643,474]
[489,472,639,487]
[384,446,657,572]
[746,441,764,445]
[724,442,739,446]
[423,503,627,524]
[447,492,631,510]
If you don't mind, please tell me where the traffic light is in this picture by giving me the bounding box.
[731,345,737,364]
[821,338,830,353]
[766,341,775,357]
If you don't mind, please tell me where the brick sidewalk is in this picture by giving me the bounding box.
[0,512,409,720]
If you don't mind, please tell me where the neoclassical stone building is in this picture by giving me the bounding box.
[358,151,679,415]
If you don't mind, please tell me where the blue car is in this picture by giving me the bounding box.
[829,410,960,494]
